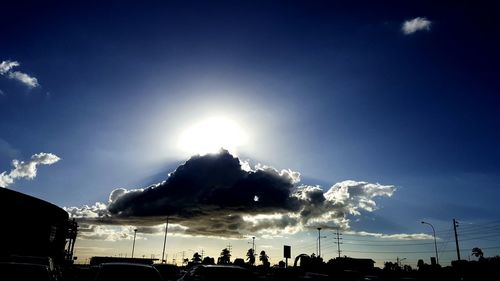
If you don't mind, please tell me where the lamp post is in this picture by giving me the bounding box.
[131,229,138,258]
[397,257,406,267]
[317,228,324,257]
[161,217,169,263]
[251,236,256,260]
[421,221,439,265]
[252,236,255,253]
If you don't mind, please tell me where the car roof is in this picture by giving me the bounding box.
[197,265,246,269]
[100,262,155,268]
[153,263,178,267]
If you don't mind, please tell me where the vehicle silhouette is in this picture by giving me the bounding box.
[93,262,164,281]
[178,265,257,281]
[0,262,53,281]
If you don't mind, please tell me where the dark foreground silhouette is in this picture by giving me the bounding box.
[2,188,499,280]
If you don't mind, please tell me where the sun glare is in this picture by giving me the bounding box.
[178,117,247,156]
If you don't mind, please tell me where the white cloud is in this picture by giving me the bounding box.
[78,225,142,242]
[76,223,188,241]
[0,152,61,188]
[0,60,19,74]
[8,71,39,88]
[402,17,432,35]
[0,60,40,88]
[64,202,108,218]
[345,230,435,241]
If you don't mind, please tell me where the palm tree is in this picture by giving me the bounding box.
[246,248,255,265]
[192,252,202,263]
[259,250,270,267]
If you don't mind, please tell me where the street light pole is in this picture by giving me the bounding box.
[421,221,439,265]
[131,229,138,258]
[162,217,169,263]
[252,236,255,253]
[317,228,322,257]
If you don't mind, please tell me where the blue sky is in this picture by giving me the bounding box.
[1,0,499,266]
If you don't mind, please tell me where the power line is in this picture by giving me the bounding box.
[454,233,500,242]
[341,246,500,255]
[339,237,435,243]
[341,241,438,247]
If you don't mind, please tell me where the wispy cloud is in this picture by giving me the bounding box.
[66,150,396,240]
[402,17,432,35]
[0,60,39,88]
[8,71,39,88]
[345,230,435,241]
[0,152,61,188]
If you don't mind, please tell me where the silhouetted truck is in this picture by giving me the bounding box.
[0,188,76,265]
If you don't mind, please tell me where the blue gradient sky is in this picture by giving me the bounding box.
[1,0,499,266]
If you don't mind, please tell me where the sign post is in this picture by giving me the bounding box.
[284,245,291,268]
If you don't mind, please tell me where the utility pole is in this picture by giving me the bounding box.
[131,229,137,258]
[335,228,343,258]
[161,217,169,263]
[317,228,322,257]
[201,249,205,259]
[421,221,439,265]
[453,219,461,261]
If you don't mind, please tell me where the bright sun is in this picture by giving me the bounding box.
[178,117,248,156]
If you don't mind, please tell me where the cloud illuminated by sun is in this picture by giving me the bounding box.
[178,116,248,156]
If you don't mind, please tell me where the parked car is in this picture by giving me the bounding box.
[153,263,182,281]
[178,265,257,281]
[0,262,53,281]
[93,262,164,281]
[0,255,59,280]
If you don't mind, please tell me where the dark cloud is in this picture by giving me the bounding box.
[106,150,299,219]
[66,150,395,238]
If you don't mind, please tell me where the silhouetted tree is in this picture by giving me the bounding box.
[192,252,202,263]
[472,247,484,260]
[384,261,399,271]
[234,258,245,267]
[417,259,425,270]
[202,256,215,265]
[218,248,231,264]
[246,248,255,265]
[259,250,270,267]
